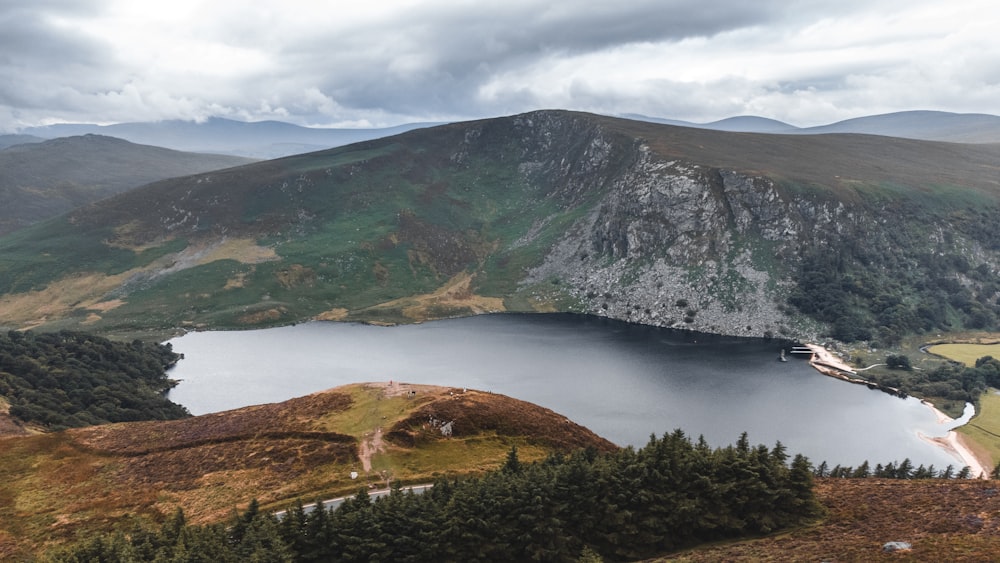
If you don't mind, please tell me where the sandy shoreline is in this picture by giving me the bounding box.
[804,343,857,375]
[918,401,991,479]
[918,430,988,479]
[804,343,991,478]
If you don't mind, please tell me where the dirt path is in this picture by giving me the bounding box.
[358,428,384,472]
[357,381,446,472]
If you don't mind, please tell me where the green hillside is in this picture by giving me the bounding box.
[0,135,254,236]
[1,111,1000,344]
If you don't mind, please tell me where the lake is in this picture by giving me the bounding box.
[167,313,967,469]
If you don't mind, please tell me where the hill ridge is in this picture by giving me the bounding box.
[3,110,1000,344]
[0,134,254,236]
[0,381,615,556]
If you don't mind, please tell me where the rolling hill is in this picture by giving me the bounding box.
[0,134,44,149]
[628,110,1000,143]
[0,135,254,235]
[0,382,615,558]
[798,110,1000,143]
[2,110,1000,345]
[22,117,439,159]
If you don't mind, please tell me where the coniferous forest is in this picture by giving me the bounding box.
[53,431,823,562]
[0,330,188,429]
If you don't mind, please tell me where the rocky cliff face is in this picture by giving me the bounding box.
[520,139,810,339]
[502,112,1000,341]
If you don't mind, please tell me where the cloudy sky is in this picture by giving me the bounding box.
[2,0,998,132]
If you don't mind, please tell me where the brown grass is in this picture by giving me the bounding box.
[0,237,278,329]
[360,271,506,322]
[0,271,131,329]
[314,307,349,321]
[661,478,1000,562]
[0,383,616,559]
[194,237,278,265]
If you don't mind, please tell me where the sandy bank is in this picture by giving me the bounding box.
[919,431,988,479]
[917,401,991,478]
[804,343,856,375]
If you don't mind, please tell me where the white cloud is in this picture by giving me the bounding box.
[1,0,998,131]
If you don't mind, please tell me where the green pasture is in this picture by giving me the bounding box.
[927,343,1000,367]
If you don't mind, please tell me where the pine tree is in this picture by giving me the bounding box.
[502,444,522,474]
[896,458,914,479]
[851,461,871,478]
[814,460,829,477]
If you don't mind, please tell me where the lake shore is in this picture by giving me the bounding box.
[918,430,989,478]
[918,400,992,478]
[805,343,990,476]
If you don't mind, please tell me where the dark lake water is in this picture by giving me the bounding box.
[167,313,968,469]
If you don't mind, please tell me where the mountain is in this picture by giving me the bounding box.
[0,382,615,557]
[0,134,44,149]
[620,113,799,132]
[627,110,1000,143]
[0,134,254,236]
[700,115,799,133]
[798,110,1000,143]
[22,117,440,159]
[2,110,1000,345]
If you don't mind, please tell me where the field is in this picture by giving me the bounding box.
[927,342,1000,367]
[957,390,1000,470]
[918,341,1000,470]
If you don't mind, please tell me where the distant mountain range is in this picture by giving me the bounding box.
[0,134,254,235]
[19,117,441,159]
[623,110,1000,143]
[12,111,1000,165]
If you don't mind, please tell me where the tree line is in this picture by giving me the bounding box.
[0,330,188,429]
[814,458,979,480]
[51,431,823,562]
[789,221,1000,345]
[864,355,1000,407]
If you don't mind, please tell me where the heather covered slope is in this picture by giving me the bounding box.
[2,111,1000,343]
[664,478,1000,562]
[0,382,615,558]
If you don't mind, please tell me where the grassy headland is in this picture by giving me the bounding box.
[0,382,614,559]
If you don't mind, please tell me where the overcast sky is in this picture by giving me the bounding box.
[2,0,998,131]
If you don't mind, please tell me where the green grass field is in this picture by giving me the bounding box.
[927,342,1000,367]
[926,343,1000,468]
[958,390,1000,470]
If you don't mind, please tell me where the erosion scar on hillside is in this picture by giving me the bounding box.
[358,381,433,472]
